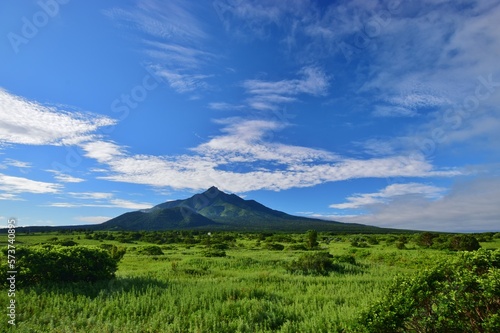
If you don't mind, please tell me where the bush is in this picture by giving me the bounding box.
[288,244,308,251]
[306,230,319,249]
[357,249,500,332]
[266,243,285,251]
[332,254,357,265]
[2,245,120,286]
[449,234,481,251]
[137,245,164,255]
[286,252,338,276]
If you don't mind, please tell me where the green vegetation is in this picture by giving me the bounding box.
[1,245,121,286]
[0,230,499,332]
[357,249,500,332]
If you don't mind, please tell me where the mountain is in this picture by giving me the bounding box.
[98,186,388,232]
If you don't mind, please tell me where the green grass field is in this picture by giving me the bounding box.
[1,231,499,332]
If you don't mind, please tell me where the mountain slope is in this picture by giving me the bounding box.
[100,186,386,232]
[99,206,218,231]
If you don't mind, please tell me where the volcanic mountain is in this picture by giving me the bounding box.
[99,186,384,232]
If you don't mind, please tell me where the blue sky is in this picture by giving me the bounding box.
[1,0,499,232]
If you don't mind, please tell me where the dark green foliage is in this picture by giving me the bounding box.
[366,236,379,245]
[332,254,357,265]
[416,232,438,247]
[306,229,319,249]
[288,243,308,251]
[2,246,120,286]
[57,239,78,246]
[211,242,229,250]
[137,245,164,255]
[100,244,127,261]
[266,243,285,251]
[357,249,500,333]
[203,249,226,257]
[286,252,338,276]
[449,234,481,251]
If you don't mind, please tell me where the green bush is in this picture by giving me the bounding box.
[2,245,120,286]
[449,234,481,251]
[356,249,500,332]
[286,252,338,276]
[332,254,357,265]
[266,243,285,251]
[288,243,308,251]
[137,245,164,255]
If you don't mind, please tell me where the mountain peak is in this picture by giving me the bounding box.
[204,186,223,195]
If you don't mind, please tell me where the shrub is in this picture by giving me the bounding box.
[1,245,120,286]
[266,243,285,251]
[332,254,357,265]
[306,230,319,249]
[416,232,438,248]
[288,243,308,251]
[211,242,229,250]
[356,249,500,333]
[286,252,338,276]
[137,245,164,255]
[449,234,481,251]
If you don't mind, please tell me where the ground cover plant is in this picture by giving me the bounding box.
[1,230,499,332]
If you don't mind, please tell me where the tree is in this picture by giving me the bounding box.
[416,232,438,248]
[356,249,500,333]
[449,234,481,251]
[306,230,319,249]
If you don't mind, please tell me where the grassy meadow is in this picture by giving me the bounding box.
[1,230,499,332]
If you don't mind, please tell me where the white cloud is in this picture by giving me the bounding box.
[3,159,32,169]
[79,118,459,193]
[243,66,329,110]
[53,174,85,183]
[46,170,85,183]
[334,177,500,232]
[0,89,116,146]
[153,68,211,93]
[49,197,152,210]
[330,182,446,209]
[208,102,245,111]
[105,1,213,96]
[0,173,61,196]
[81,140,124,163]
[68,192,114,200]
[74,216,113,224]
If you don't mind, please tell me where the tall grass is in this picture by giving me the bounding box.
[1,232,498,332]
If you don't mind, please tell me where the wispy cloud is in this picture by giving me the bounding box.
[330,182,446,209]
[153,68,212,93]
[3,159,32,169]
[333,177,500,232]
[208,102,245,111]
[243,66,329,110]
[105,0,214,96]
[0,89,115,146]
[79,117,459,193]
[49,191,152,210]
[0,173,61,197]
[74,216,113,224]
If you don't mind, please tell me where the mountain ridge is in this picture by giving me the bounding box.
[98,186,388,232]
